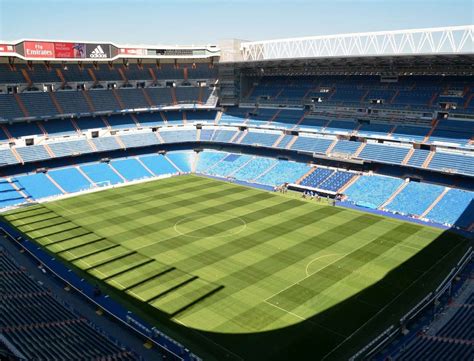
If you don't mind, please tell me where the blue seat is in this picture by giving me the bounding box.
[48,140,93,158]
[301,168,334,188]
[111,158,153,181]
[212,129,237,142]
[257,161,310,186]
[359,143,409,164]
[80,163,124,185]
[91,137,121,152]
[0,180,25,207]
[428,151,474,176]
[232,157,277,181]
[331,140,360,155]
[200,129,214,141]
[116,88,149,109]
[120,133,159,148]
[88,89,120,112]
[48,168,92,193]
[207,154,253,177]
[139,154,179,175]
[166,151,194,173]
[0,148,20,165]
[345,175,404,209]
[196,151,228,173]
[163,111,184,125]
[275,135,294,149]
[291,136,333,153]
[55,90,91,114]
[135,112,165,127]
[240,131,279,147]
[107,114,137,129]
[385,182,445,216]
[160,130,196,143]
[427,189,474,227]
[16,145,51,162]
[75,116,107,131]
[15,173,62,199]
[407,149,429,168]
[318,171,355,192]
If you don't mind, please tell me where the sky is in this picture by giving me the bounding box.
[0,0,472,45]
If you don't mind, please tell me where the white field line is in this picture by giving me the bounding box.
[305,253,342,276]
[264,299,305,320]
[320,240,466,361]
[129,213,250,255]
[265,225,424,304]
[264,251,349,303]
[75,257,138,300]
[263,300,347,338]
[172,216,247,239]
[174,319,245,361]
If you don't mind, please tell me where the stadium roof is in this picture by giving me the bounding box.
[0,39,219,61]
[239,25,474,62]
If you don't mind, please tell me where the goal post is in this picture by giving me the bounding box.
[90,180,111,189]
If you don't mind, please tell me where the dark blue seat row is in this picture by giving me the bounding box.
[0,249,137,361]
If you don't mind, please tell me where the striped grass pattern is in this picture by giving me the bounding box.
[3,175,468,361]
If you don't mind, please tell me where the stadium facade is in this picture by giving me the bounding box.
[0,25,472,361]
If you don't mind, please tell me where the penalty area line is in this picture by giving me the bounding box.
[319,240,466,361]
[264,300,347,338]
[173,318,245,361]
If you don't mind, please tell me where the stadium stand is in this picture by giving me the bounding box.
[91,137,122,152]
[291,135,334,153]
[138,154,179,176]
[240,131,280,147]
[49,139,95,157]
[428,151,474,176]
[41,118,77,136]
[385,182,445,216]
[14,173,62,200]
[75,116,107,131]
[0,247,136,361]
[344,175,404,209]
[16,145,51,163]
[329,139,356,154]
[407,149,430,168]
[358,143,410,164]
[318,171,355,192]
[211,128,238,142]
[110,158,153,181]
[393,292,474,361]
[48,167,92,193]
[0,28,472,361]
[166,151,194,173]
[80,163,124,186]
[121,132,160,148]
[107,114,137,129]
[426,189,474,227]
[207,154,254,177]
[256,160,311,186]
[160,129,196,143]
[135,112,166,127]
[0,148,20,165]
[232,157,277,182]
[0,180,25,208]
[196,151,228,173]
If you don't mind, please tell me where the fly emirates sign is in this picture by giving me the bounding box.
[23,41,55,58]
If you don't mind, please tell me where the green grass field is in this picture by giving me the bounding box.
[2,175,470,360]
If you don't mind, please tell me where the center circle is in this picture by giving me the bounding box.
[174,214,247,238]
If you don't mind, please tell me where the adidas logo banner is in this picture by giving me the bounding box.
[86,44,110,59]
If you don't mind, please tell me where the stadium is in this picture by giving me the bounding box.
[0,2,473,360]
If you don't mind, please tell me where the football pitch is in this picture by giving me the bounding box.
[3,174,470,360]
